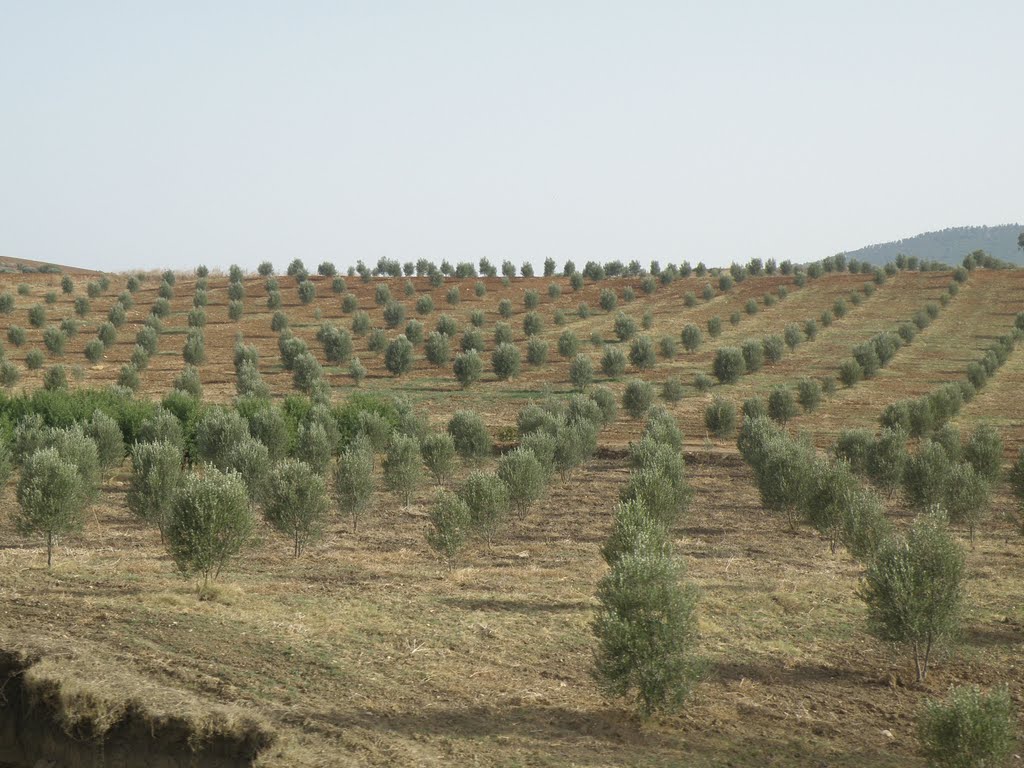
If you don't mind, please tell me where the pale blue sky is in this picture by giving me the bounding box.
[1,1,1020,272]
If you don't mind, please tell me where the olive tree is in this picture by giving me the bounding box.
[622,379,654,419]
[126,440,183,540]
[421,432,456,484]
[263,459,330,556]
[334,444,375,533]
[496,447,546,518]
[167,467,254,587]
[592,551,700,718]
[859,513,964,682]
[917,685,1015,768]
[458,472,510,548]
[383,434,423,507]
[712,347,745,384]
[600,499,669,567]
[447,410,491,463]
[86,409,125,478]
[14,448,87,567]
[426,490,473,570]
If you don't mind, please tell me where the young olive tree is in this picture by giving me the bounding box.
[335,443,375,533]
[167,467,253,587]
[859,513,964,682]
[426,490,473,570]
[496,446,546,519]
[592,551,700,718]
[447,410,491,463]
[126,440,183,540]
[383,434,423,507]
[917,685,1015,768]
[15,448,87,567]
[421,431,457,485]
[264,459,330,556]
[458,472,510,549]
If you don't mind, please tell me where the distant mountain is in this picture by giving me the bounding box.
[843,225,1024,267]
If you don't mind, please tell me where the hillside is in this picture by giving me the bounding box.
[0,264,1022,766]
[843,224,1023,267]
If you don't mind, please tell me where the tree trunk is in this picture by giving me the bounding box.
[47,532,52,569]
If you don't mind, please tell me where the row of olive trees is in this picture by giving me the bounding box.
[835,422,1002,543]
[592,407,699,717]
[425,392,615,568]
[738,416,971,684]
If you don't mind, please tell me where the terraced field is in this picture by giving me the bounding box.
[0,263,1021,767]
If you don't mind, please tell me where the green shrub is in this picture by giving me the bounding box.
[622,379,654,419]
[963,424,1002,482]
[167,467,253,586]
[903,440,953,512]
[762,335,784,364]
[706,316,722,338]
[426,490,472,570]
[0,360,20,387]
[7,326,26,347]
[713,347,745,384]
[661,378,685,403]
[435,314,457,337]
[838,358,863,387]
[493,322,513,346]
[613,312,636,342]
[680,324,702,352]
[598,289,617,312]
[448,410,491,462]
[193,406,249,471]
[741,339,763,373]
[629,336,656,370]
[25,349,44,370]
[558,330,579,358]
[421,432,456,485]
[424,331,451,367]
[522,311,542,337]
[173,365,202,398]
[14,447,86,567]
[43,365,68,391]
[859,513,964,681]
[458,471,510,547]
[453,349,482,388]
[27,304,46,328]
[384,335,414,376]
[491,342,521,380]
[126,440,182,538]
[835,429,873,474]
[526,337,548,366]
[570,354,594,391]
[853,343,880,378]
[334,444,375,532]
[497,447,546,518]
[592,551,700,717]
[382,300,405,329]
[945,462,990,543]
[382,434,423,507]
[918,685,1015,768]
[767,386,797,424]
[262,459,330,556]
[704,397,736,437]
[600,499,668,566]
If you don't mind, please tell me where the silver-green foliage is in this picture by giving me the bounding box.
[15,447,87,567]
[127,440,183,538]
[426,490,472,570]
[859,513,964,682]
[334,443,375,532]
[592,550,700,717]
[167,467,254,585]
[264,459,330,556]
[918,685,1015,768]
[383,434,423,506]
[496,447,546,518]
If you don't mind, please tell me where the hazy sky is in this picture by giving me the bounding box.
[1,1,1020,273]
